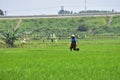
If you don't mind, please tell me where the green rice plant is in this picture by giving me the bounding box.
[0,39,120,80]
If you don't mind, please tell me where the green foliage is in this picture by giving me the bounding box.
[2,29,19,47]
[0,16,120,39]
[83,17,108,28]
[110,16,120,28]
[0,20,18,32]
[77,24,88,31]
[0,40,6,48]
[0,9,4,15]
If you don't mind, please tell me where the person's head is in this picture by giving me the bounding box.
[71,35,75,38]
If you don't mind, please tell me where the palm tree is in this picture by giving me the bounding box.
[2,28,19,47]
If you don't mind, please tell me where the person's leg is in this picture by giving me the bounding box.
[73,44,79,51]
[73,43,77,51]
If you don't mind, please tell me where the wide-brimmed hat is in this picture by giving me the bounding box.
[71,35,75,37]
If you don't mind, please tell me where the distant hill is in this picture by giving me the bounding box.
[0,15,120,39]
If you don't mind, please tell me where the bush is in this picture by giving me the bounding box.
[77,25,88,31]
[0,40,6,48]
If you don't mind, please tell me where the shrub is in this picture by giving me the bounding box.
[0,40,6,48]
[77,25,88,31]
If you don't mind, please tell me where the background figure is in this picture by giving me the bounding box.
[70,35,79,51]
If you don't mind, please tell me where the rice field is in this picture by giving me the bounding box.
[0,39,120,80]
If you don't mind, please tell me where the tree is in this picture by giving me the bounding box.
[2,28,19,47]
[58,6,72,15]
[0,9,4,15]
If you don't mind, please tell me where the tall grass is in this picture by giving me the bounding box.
[0,39,120,80]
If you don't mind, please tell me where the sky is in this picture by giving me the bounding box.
[0,0,120,15]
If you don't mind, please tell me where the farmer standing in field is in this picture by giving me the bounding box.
[70,34,79,51]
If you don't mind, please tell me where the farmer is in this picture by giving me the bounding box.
[70,34,79,51]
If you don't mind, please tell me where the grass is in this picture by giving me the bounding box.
[0,39,120,80]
